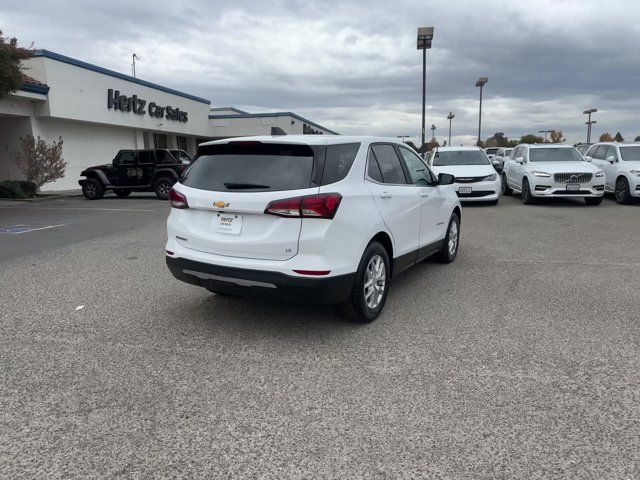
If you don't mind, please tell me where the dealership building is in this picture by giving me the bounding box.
[0,50,337,191]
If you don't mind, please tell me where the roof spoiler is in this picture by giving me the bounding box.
[270,127,287,136]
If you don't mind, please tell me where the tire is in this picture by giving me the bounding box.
[436,213,460,263]
[501,173,513,196]
[340,241,390,324]
[82,178,105,200]
[114,189,132,198]
[614,177,633,204]
[154,176,174,200]
[521,177,535,205]
[584,196,603,206]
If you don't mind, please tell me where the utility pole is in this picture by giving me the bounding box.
[447,112,455,147]
[417,27,434,150]
[583,108,597,143]
[475,77,488,146]
[132,53,140,77]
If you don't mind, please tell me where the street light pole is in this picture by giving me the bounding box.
[417,27,434,150]
[539,130,552,142]
[132,53,140,77]
[447,112,455,146]
[583,108,597,143]
[430,124,436,141]
[475,77,488,146]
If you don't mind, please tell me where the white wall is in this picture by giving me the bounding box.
[32,118,139,191]
[0,117,33,182]
[210,114,335,138]
[23,56,212,137]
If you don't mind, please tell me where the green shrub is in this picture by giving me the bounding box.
[17,180,37,196]
[0,180,29,198]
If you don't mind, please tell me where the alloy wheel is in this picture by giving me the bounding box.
[364,254,386,310]
[448,220,459,257]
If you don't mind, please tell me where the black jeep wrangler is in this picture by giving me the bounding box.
[79,149,192,200]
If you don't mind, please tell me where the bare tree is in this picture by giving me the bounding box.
[549,130,566,143]
[13,135,67,190]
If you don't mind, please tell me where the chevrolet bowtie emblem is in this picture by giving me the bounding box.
[213,201,230,208]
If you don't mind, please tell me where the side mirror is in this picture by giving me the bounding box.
[606,155,615,163]
[492,159,503,172]
[585,156,592,162]
[515,157,524,164]
[438,173,455,185]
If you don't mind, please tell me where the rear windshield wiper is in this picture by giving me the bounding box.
[223,182,270,190]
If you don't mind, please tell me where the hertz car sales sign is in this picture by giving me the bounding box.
[107,89,188,123]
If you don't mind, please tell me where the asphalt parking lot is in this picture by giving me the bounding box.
[1,194,639,478]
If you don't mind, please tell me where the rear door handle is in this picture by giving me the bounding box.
[379,192,392,199]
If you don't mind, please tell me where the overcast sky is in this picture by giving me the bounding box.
[2,0,639,145]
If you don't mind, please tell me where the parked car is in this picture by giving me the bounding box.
[492,147,512,172]
[585,142,640,204]
[79,148,191,200]
[575,143,592,157]
[165,136,461,323]
[502,144,605,205]
[425,146,501,205]
[484,147,500,160]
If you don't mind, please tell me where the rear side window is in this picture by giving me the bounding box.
[321,143,360,185]
[370,145,407,184]
[138,151,154,165]
[183,143,316,192]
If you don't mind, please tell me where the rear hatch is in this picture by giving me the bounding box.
[174,141,324,261]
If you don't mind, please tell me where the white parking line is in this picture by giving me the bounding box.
[1,206,156,212]
[0,224,67,234]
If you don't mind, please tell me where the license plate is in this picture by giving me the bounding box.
[566,183,580,191]
[459,187,472,194]
[216,213,242,235]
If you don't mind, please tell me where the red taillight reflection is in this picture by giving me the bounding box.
[169,188,189,209]
[264,193,342,219]
[293,270,331,276]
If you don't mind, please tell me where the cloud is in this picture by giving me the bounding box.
[1,0,639,143]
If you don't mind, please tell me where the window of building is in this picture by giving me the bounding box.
[153,133,167,149]
[176,136,188,151]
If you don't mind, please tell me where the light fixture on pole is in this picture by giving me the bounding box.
[417,26,434,150]
[583,108,597,143]
[539,130,553,142]
[430,124,437,141]
[447,112,455,146]
[475,77,488,146]
[131,53,140,78]
[397,135,412,143]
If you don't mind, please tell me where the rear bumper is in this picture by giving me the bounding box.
[166,256,355,305]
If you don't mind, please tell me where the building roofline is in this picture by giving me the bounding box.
[20,83,50,95]
[32,49,211,105]
[210,107,248,114]
[208,111,338,135]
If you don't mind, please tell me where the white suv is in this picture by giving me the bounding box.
[166,136,462,323]
[585,142,640,204]
[426,146,501,204]
[502,144,605,205]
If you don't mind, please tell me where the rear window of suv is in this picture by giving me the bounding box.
[183,143,316,192]
[184,142,361,192]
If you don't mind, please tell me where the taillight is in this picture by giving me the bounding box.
[169,188,189,209]
[264,193,342,219]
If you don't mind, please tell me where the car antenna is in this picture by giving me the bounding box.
[271,127,287,136]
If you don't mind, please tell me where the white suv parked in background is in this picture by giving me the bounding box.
[585,142,640,204]
[166,136,462,323]
[502,144,605,205]
[426,146,501,204]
